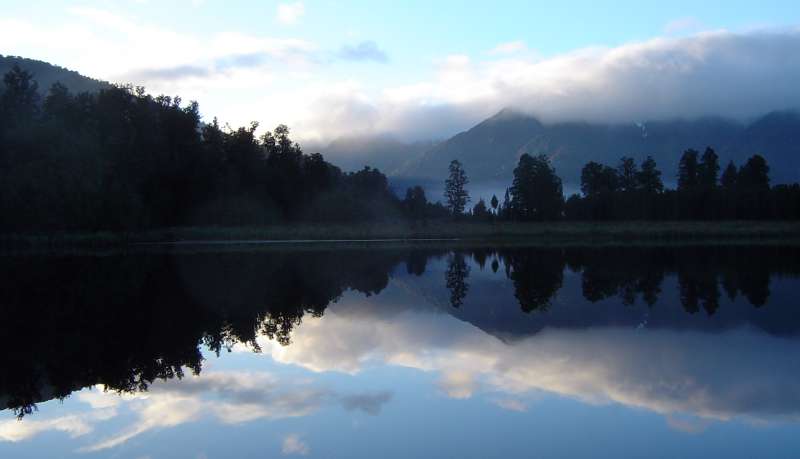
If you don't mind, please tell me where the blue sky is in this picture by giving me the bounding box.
[2,1,800,143]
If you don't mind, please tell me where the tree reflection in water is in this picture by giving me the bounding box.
[1,244,798,418]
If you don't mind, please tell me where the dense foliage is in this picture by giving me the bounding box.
[563,148,800,221]
[0,66,415,232]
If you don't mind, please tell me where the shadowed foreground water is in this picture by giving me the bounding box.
[1,245,800,458]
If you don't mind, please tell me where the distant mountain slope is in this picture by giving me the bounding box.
[315,135,437,175]
[0,55,110,94]
[399,109,800,185]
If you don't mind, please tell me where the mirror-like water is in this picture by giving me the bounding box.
[2,244,800,458]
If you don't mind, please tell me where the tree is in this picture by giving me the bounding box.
[677,149,700,190]
[472,198,490,220]
[637,156,663,193]
[738,155,770,189]
[581,161,618,196]
[0,65,40,126]
[721,161,738,190]
[403,186,428,221]
[444,160,470,217]
[510,154,563,221]
[698,147,720,189]
[501,188,512,219]
[617,157,639,192]
[490,194,499,215]
[445,253,470,308]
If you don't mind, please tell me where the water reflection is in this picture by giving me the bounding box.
[1,245,800,455]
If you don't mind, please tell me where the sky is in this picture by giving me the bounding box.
[1,0,800,144]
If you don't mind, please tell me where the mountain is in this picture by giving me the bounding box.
[0,55,110,94]
[398,108,800,186]
[313,135,437,175]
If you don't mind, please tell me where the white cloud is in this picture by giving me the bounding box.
[0,407,117,443]
[0,416,93,442]
[2,8,799,144]
[277,2,305,25]
[0,369,390,452]
[282,434,310,455]
[301,28,800,142]
[255,302,800,424]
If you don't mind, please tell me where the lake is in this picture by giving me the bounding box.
[2,244,800,458]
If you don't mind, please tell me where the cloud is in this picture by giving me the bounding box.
[3,8,799,143]
[338,41,389,63]
[0,406,117,443]
[282,434,310,455]
[298,29,800,142]
[438,371,477,399]
[255,301,800,424]
[277,2,305,25]
[0,415,93,442]
[339,391,393,415]
[0,370,392,452]
[77,371,329,451]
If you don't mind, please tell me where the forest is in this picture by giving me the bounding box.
[1,64,799,234]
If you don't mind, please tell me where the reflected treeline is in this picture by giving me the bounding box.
[469,246,798,314]
[0,249,407,418]
[443,245,800,339]
[2,245,800,417]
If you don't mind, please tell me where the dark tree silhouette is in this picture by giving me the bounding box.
[637,156,664,193]
[403,186,428,222]
[739,154,771,190]
[503,248,564,313]
[581,161,619,196]
[1,65,39,125]
[472,198,491,221]
[617,157,639,192]
[510,154,563,221]
[445,253,470,308]
[699,147,720,189]
[444,159,470,217]
[677,149,700,191]
[721,161,738,190]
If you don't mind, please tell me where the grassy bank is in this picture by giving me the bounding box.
[2,221,800,249]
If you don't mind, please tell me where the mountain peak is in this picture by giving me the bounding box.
[488,107,537,122]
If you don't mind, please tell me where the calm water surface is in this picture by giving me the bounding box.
[2,245,800,458]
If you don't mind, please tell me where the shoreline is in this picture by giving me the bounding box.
[2,221,800,250]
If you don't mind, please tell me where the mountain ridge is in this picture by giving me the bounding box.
[396,109,800,185]
[0,55,111,94]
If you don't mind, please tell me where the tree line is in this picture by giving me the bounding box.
[441,149,800,222]
[0,65,449,233]
[2,64,799,233]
